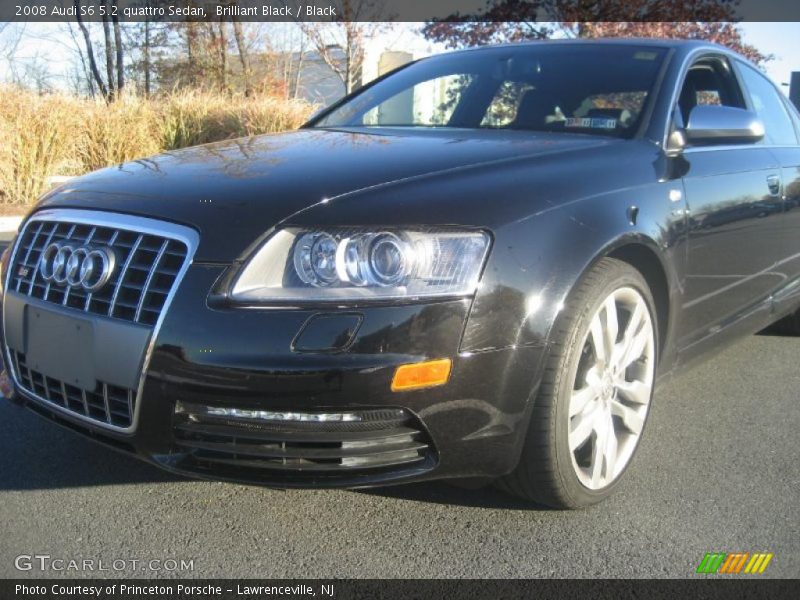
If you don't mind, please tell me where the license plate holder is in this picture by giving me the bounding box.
[26,306,95,390]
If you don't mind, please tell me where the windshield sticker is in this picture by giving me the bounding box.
[565,117,617,129]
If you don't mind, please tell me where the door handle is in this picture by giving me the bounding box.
[767,174,781,196]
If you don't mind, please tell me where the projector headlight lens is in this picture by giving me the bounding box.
[368,233,411,286]
[293,232,339,287]
[230,227,491,303]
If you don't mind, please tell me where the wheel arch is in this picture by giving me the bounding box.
[608,243,670,357]
[584,236,673,360]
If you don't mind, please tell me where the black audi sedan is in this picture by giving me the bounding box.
[3,39,800,508]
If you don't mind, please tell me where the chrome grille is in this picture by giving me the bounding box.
[10,219,188,326]
[3,209,199,432]
[12,350,135,427]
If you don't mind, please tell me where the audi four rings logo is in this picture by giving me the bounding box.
[38,243,117,292]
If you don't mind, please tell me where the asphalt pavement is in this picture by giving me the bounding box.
[0,332,798,579]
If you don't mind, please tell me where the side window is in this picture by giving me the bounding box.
[782,96,800,143]
[480,81,537,128]
[677,57,745,125]
[738,63,797,145]
[696,90,722,106]
[573,91,648,129]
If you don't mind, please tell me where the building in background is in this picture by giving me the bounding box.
[291,46,419,107]
[287,46,347,106]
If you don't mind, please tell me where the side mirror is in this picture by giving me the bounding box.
[684,105,765,146]
[665,129,687,157]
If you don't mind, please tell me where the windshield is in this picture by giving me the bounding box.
[312,44,668,139]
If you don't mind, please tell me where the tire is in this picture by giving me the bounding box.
[498,257,658,509]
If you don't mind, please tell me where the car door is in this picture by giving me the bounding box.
[676,55,785,353]
[735,61,800,315]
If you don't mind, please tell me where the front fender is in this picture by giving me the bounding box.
[461,181,687,360]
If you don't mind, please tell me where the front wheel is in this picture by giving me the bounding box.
[498,258,657,509]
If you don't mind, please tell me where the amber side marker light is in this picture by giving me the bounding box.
[391,358,452,392]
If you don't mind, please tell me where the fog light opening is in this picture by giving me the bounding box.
[174,401,363,422]
[391,358,452,392]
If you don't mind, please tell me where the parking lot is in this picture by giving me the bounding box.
[0,331,798,579]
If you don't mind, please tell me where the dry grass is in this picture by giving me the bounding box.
[0,88,81,207]
[80,95,162,172]
[0,86,315,207]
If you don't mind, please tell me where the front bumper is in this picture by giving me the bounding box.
[3,234,547,489]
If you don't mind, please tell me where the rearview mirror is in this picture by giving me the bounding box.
[685,105,765,146]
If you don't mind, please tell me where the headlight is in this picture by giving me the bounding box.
[230,228,491,303]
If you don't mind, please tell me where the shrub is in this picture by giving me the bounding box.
[0,86,315,207]
[80,95,161,172]
[0,88,82,207]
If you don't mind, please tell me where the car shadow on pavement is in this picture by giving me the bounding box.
[0,400,186,490]
[2,398,547,508]
[356,481,555,511]
[757,323,794,336]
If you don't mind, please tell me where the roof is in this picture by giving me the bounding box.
[442,37,732,55]
[423,38,753,69]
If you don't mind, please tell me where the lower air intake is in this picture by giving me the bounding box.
[171,401,436,479]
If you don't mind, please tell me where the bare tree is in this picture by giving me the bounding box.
[120,4,169,96]
[207,20,229,91]
[260,23,307,99]
[185,21,198,86]
[101,3,115,96]
[422,1,770,65]
[218,20,229,91]
[111,0,124,93]
[10,53,54,93]
[289,27,308,99]
[65,22,95,95]
[74,0,110,99]
[300,0,389,94]
[230,12,252,96]
[143,10,151,95]
[0,23,24,59]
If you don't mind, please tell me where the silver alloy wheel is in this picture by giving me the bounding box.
[568,286,655,490]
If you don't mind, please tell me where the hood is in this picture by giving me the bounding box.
[38,128,617,262]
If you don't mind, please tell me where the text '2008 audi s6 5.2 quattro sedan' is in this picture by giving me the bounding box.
[3,40,800,509]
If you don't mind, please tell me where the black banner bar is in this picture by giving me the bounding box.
[2,0,800,23]
[2,579,800,600]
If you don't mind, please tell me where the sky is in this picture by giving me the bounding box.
[371,22,800,92]
[1,21,798,94]
[738,23,800,89]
